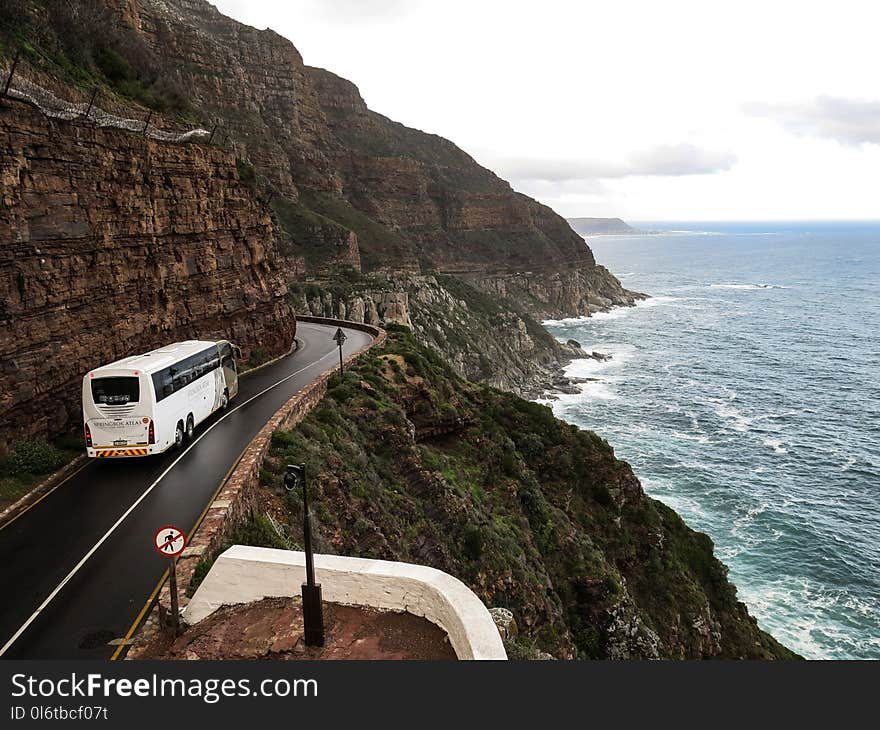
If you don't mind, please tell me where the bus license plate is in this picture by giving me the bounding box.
[113,439,128,446]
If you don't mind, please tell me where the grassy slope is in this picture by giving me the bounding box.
[0,436,83,511]
[256,328,796,659]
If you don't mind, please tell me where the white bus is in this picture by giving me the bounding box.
[82,340,241,458]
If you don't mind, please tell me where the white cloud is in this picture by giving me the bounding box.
[627,144,737,177]
[483,143,736,182]
[210,0,418,29]
[746,96,880,146]
[211,0,880,220]
[300,0,420,24]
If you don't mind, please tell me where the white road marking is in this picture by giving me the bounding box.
[0,335,355,655]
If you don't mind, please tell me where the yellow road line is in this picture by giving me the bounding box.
[109,442,251,660]
[0,461,90,532]
[108,567,168,661]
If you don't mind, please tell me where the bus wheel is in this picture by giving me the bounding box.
[174,421,184,448]
[185,415,195,441]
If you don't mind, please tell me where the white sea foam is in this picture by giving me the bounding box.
[542,295,679,327]
[763,437,789,455]
[734,503,768,531]
[672,430,711,444]
[737,576,880,659]
[563,343,635,378]
[542,342,639,405]
[713,401,753,432]
[638,295,680,307]
[641,480,713,523]
[709,283,789,290]
[752,409,802,423]
[541,315,591,327]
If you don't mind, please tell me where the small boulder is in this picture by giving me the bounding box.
[489,607,518,640]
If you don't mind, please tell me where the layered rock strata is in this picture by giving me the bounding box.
[0,100,295,447]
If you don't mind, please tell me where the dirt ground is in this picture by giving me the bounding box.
[137,597,458,660]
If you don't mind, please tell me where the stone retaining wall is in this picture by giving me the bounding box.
[145,318,386,641]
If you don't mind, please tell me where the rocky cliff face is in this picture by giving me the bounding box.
[3,0,640,317]
[0,100,295,449]
[291,273,586,398]
[0,0,643,448]
[305,65,645,317]
[470,264,645,320]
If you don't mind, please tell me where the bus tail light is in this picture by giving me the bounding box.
[84,423,92,447]
[148,420,155,445]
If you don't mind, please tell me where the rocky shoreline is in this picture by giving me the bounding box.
[291,272,647,401]
[541,343,613,398]
[528,294,647,401]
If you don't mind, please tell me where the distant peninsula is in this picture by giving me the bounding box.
[567,217,651,236]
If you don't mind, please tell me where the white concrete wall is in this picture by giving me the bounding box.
[184,545,507,660]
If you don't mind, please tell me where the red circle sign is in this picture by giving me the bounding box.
[153,525,187,557]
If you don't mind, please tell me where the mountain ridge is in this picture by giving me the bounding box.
[568,217,643,236]
[1,0,642,317]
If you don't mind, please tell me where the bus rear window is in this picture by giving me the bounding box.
[91,377,140,405]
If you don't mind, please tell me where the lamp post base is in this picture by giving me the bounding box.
[301,583,325,647]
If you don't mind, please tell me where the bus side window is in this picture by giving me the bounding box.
[170,366,182,391]
[153,368,174,401]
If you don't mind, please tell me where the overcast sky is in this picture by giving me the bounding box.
[212,0,880,221]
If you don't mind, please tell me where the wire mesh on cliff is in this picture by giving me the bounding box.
[4,75,209,144]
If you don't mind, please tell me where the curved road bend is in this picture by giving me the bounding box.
[0,322,373,659]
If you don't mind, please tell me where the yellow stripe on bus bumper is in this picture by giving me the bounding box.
[95,448,149,457]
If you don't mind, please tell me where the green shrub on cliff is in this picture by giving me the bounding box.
[0,436,84,511]
[256,330,795,659]
[186,511,295,597]
[0,439,69,477]
[1,3,193,115]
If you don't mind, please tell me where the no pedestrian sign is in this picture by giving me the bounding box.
[153,525,187,558]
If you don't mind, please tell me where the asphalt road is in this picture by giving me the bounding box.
[0,322,373,659]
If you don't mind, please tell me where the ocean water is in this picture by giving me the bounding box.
[543,221,880,659]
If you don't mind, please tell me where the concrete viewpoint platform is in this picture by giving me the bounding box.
[184,545,508,660]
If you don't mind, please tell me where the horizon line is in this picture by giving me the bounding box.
[571,217,880,224]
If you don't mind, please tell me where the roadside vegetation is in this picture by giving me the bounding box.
[0,435,84,511]
[237,327,797,659]
[1,1,195,117]
[186,511,298,598]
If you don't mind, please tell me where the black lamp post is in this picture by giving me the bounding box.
[332,327,347,375]
[284,463,324,647]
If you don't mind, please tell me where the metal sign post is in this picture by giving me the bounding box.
[285,464,324,647]
[153,525,187,636]
[332,328,347,376]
